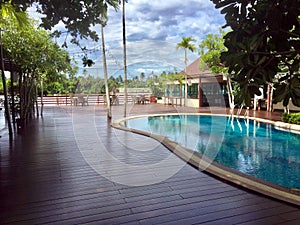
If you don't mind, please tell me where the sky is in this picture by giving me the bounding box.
[31,0,226,79]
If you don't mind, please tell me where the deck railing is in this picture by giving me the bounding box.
[37,94,106,106]
[36,93,152,106]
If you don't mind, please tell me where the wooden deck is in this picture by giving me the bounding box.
[0,104,299,224]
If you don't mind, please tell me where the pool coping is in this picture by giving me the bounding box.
[111,113,300,207]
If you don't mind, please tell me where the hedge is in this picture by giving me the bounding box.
[282,112,300,125]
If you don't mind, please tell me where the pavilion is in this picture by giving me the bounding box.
[162,57,229,108]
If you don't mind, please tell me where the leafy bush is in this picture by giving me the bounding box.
[282,112,300,125]
[282,113,289,122]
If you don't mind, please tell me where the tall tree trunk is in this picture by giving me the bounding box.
[122,0,128,117]
[266,83,272,112]
[184,49,187,107]
[0,32,13,137]
[10,70,16,125]
[269,84,273,112]
[23,74,35,120]
[226,75,235,109]
[40,77,44,116]
[179,75,182,106]
[19,72,25,120]
[101,24,112,119]
[34,79,39,117]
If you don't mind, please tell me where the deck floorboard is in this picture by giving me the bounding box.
[0,105,299,224]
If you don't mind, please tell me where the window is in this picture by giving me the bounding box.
[187,84,198,98]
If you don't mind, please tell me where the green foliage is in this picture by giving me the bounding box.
[40,69,180,97]
[282,112,300,125]
[66,74,123,95]
[0,1,29,27]
[123,71,180,97]
[234,81,261,106]
[199,29,240,107]
[199,29,228,74]
[212,0,300,107]
[3,20,75,78]
[176,36,197,68]
[273,74,300,106]
[177,36,196,101]
[282,112,289,122]
[82,56,95,67]
[11,0,120,42]
[9,1,120,67]
[2,15,77,119]
[0,77,11,94]
[176,36,197,53]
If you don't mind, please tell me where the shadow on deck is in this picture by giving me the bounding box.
[0,104,299,224]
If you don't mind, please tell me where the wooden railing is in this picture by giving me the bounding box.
[36,93,152,106]
[37,94,106,106]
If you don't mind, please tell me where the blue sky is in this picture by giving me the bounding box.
[31,0,226,79]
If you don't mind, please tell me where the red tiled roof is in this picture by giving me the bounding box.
[182,57,221,78]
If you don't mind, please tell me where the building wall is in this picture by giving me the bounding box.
[273,101,300,112]
[162,75,229,108]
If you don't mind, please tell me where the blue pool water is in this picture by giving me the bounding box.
[126,115,300,189]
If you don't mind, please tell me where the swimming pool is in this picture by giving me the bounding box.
[113,114,300,205]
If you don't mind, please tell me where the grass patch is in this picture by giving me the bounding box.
[282,112,300,125]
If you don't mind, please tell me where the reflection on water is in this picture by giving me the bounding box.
[127,115,300,189]
[148,115,183,144]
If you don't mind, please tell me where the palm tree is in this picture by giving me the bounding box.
[100,20,112,119]
[122,0,128,117]
[99,0,119,119]
[140,72,145,81]
[176,36,196,107]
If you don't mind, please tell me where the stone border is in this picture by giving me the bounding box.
[111,113,300,206]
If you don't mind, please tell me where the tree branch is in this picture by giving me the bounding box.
[251,50,297,56]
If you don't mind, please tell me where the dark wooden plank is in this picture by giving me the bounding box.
[198,205,299,225]
[275,219,300,225]
[0,105,299,225]
[238,216,287,225]
[139,203,295,225]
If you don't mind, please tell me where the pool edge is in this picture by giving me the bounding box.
[111,113,300,207]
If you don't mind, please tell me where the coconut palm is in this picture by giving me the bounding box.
[122,0,128,117]
[100,20,112,119]
[176,36,196,106]
[99,0,119,119]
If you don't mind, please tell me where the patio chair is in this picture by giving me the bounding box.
[83,95,89,106]
[132,95,139,104]
[69,94,78,106]
[139,95,150,104]
[111,95,119,105]
[77,95,89,106]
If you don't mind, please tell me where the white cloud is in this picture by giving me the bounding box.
[32,0,225,77]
